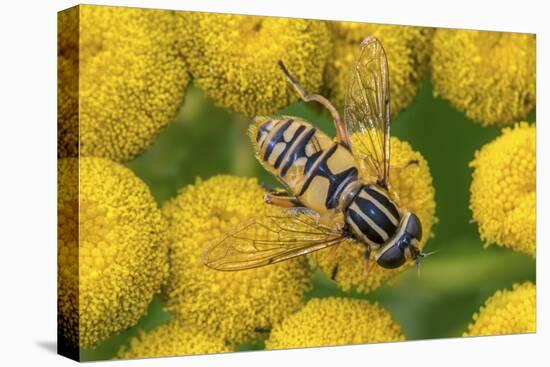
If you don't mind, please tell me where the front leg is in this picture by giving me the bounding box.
[362,246,373,277]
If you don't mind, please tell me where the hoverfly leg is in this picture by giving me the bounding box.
[393,159,419,177]
[259,181,275,192]
[287,206,321,222]
[318,210,345,231]
[405,159,419,168]
[331,264,339,281]
[277,60,351,148]
[264,193,302,208]
[362,246,373,277]
[388,159,421,201]
[268,188,290,196]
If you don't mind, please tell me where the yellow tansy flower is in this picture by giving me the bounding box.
[58,5,189,161]
[57,157,79,347]
[179,12,331,117]
[58,7,79,158]
[58,157,169,348]
[266,297,404,349]
[431,29,536,126]
[118,321,230,359]
[464,282,536,337]
[312,135,436,292]
[162,175,312,346]
[470,122,535,257]
[325,22,433,117]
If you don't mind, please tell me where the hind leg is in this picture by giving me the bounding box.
[278,60,351,148]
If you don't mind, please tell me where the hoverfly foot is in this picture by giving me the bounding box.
[362,247,373,277]
[260,182,274,192]
[362,262,370,277]
[331,265,339,281]
[392,160,420,181]
[269,188,289,196]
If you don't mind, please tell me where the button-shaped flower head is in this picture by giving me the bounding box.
[58,6,189,161]
[464,282,535,337]
[470,122,535,257]
[432,29,535,126]
[58,157,169,347]
[162,176,312,346]
[266,297,404,349]
[118,320,230,359]
[178,12,332,117]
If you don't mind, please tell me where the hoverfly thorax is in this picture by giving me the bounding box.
[344,184,400,246]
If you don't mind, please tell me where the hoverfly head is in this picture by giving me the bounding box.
[375,212,423,269]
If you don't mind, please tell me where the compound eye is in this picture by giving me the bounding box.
[376,244,406,269]
[406,213,422,241]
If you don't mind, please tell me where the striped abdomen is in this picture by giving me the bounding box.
[345,184,402,248]
[250,116,358,215]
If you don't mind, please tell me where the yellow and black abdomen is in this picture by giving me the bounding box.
[250,116,359,215]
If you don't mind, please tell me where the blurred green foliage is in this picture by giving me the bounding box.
[81,78,535,361]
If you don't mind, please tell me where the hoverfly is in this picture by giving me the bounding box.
[202,36,427,272]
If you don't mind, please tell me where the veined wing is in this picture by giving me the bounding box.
[344,35,391,189]
[201,209,347,271]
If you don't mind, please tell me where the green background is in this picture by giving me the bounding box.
[81,78,536,361]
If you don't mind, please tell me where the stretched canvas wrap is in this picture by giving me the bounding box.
[57,4,536,362]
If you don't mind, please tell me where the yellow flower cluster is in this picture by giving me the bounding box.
[178,12,332,117]
[58,5,189,161]
[464,282,535,337]
[312,135,436,292]
[57,157,79,346]
[58,157,169,348]
[470,122,535,257]
[325,22,434,117]
[432,29,536,126]
[118,320,230,359]
[57,7,79,158]
[266,297,404,349]
[162,175,312,346]
[55,8,541,359]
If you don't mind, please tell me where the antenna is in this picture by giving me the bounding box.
[415,249,440,278]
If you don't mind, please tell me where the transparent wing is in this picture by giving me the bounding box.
[344,35,391,189]
[201,209,347,271]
